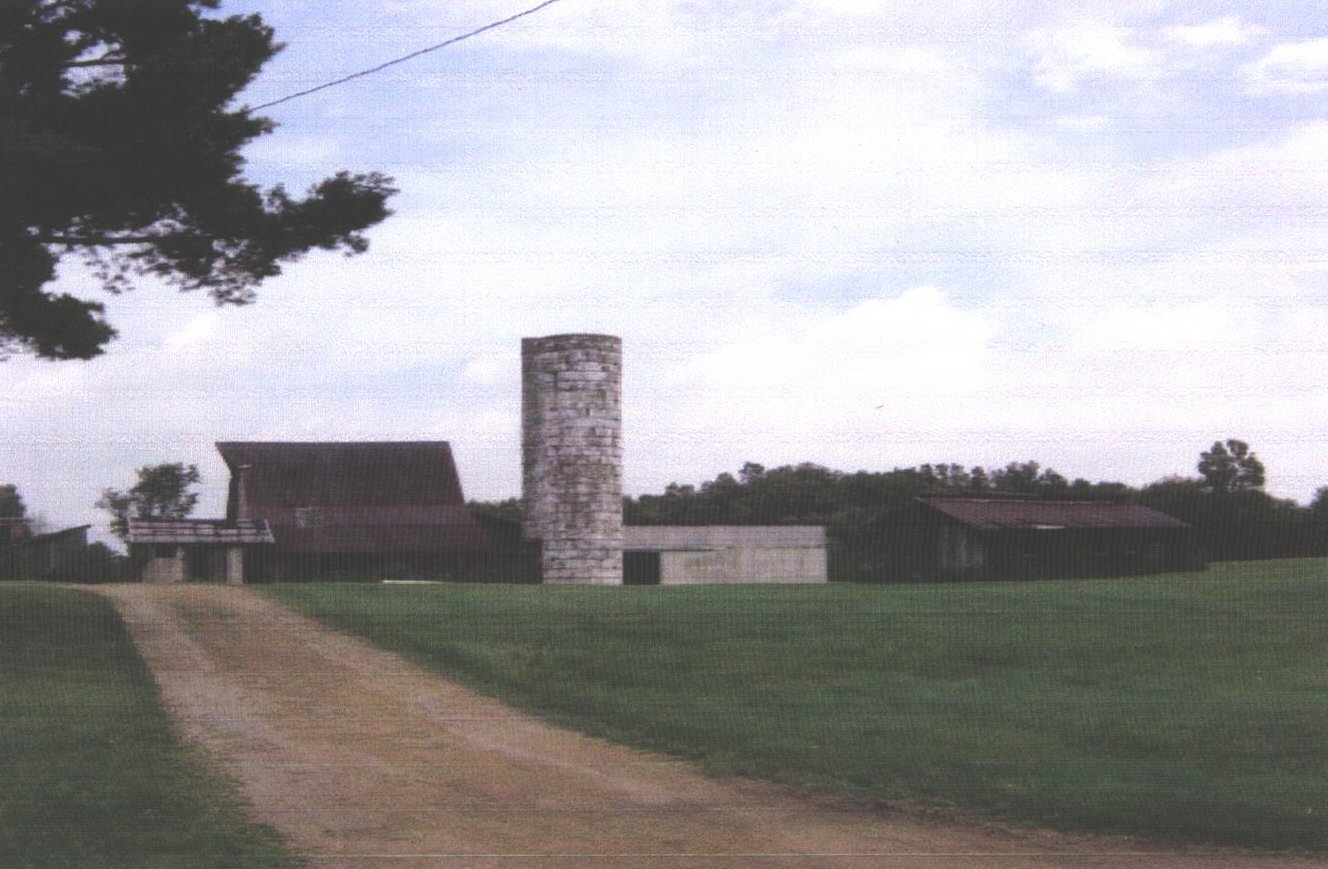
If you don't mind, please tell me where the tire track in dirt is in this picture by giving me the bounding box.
[94,585,1322,868]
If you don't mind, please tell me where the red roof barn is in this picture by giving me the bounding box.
[217,441,491,580]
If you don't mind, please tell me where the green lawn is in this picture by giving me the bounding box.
[270,559,1328,852]
[0,584,297,869]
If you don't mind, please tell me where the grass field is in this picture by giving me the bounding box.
[0,584,297,869]
[270,558,1328,852]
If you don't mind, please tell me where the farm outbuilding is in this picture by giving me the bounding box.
[128,519,274,584]
[622,526,827,585]
[123,335,827,585]
[0,524,91,581]
[217,441,493,581]
[864,497,1204,582]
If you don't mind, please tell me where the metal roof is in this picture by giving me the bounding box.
[919,497,1189,531]
[217,441,466,506]
[127,519,275,545]
[215,442,491,554]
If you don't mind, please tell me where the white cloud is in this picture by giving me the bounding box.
[163,312,222,351]
[643,287,998,472]
[1028,22,1160,93]
[1165,15,1262,48]
[1242,38,1328,94]
[1053,114,1112,133]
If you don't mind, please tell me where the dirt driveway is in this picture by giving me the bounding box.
[95,585,1320,868]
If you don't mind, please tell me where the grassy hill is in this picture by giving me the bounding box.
[270,558,1328,851]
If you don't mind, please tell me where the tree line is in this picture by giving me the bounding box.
[620,440,1328,580]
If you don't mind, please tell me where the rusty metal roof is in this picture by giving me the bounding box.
[919,497,1189,531]
[127,519,275,545]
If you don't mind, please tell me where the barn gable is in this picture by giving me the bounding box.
[217,441,490,557]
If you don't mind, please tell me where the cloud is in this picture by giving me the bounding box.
[1164,15,1262,48]
[1027,22,1160,93]
[1242,38,1328,94]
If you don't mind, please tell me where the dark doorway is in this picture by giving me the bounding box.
[186,547,227,582]
[623,550,661,585]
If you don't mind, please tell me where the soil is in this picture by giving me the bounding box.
[94,584,1323,869]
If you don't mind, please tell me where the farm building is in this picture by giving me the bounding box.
[127,519,274,584]
[865,496,1204,582]
[126,334,828,585]
[219,441,493,581]
[0,524,91,581]
[622,526,827,585]
[128,442,494,583]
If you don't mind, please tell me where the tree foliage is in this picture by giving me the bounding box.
[0,483,26,519]
[1,0,396,359]
[1197,439,1266,494]
[96,461,201,539]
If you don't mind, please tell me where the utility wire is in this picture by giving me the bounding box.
[250,0,567,111]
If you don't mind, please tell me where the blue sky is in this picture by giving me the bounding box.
[5,0,1328,540]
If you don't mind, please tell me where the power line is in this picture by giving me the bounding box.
[249,0,567,111]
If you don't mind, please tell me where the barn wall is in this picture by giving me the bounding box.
[936,522,986,572]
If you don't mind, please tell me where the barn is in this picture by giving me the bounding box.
[128,442,494,583]
[217,441,493,581]
[868,496,1204,582]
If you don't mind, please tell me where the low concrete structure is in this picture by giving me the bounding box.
[127,519,275,584]
[622,526,827,585]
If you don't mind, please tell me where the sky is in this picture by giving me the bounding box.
[6,0,1328,542]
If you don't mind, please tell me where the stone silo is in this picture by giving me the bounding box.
[521,334,623,584]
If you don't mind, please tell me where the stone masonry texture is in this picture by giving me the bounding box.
[521,334,623,584]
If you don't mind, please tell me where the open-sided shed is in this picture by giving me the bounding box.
[127,519,274,584]
[878,497,1205,581]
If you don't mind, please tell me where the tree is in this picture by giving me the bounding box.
[1312,486,1328,517]
[0,483,25,519]
[1,1,396,359]
[1197,439,1265,494]
[96,462,201,539]
[989,461,1069,495]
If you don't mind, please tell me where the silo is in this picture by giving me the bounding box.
[521,334,623,584]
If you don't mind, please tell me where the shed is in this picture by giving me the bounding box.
[127,519,274,584]
[0,525,91,581]
[889,497,1204,581]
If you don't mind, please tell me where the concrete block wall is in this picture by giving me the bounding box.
[623,526,828,584]
[521,334,623,584]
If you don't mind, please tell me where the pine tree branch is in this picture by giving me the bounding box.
[60,55,128,68]
[37,233,169,246]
